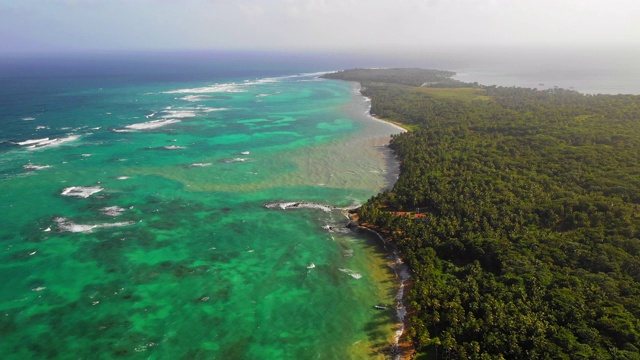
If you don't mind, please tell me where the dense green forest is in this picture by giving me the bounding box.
[323,69,640,359]
[323,68,465,87]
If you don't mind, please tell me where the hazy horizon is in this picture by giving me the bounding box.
[1,0,639,55]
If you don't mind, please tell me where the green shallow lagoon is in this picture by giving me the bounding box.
[0,66,403,359]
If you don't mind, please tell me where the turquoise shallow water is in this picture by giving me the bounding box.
[0,56,403,359]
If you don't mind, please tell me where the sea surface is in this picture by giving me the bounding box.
[0,52,405,359]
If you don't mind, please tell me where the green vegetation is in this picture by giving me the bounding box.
[327,69,640,359]
[322,68,464,87]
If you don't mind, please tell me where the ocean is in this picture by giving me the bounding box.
[0,51,405,359]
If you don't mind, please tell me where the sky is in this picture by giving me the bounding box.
[1,0,639,54]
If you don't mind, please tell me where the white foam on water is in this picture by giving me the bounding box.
[266,201,299,210]
[243,77,280,86]
[201,107,228,112]
[101,206,127,217]
[160,110,197,119]
[112,129,134,133]
[190,163,212,167]
[339,268,363,279]
[145,112,157,119]
[240,151,250,155]
[263,201,334,212]
[256,94,270,97]
[25,135,81,150]
[16,138,50,146]
[307,263,316,269]
[32,287,46,292]
[54,217,134,233]
[124,119,181,130]
[134,342,156,353]
[23,164,51,170]
[219,158,249,163]
[22,117,36,121]
[61,186,103,198]
[179,95,211,102]
[81,154,92,157]
[163,145,186,150]
[117,176,130,180]
[164,83,246,94]
[36,126,49,130]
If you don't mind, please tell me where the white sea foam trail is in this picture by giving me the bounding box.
[190,163,212,167]
[201,107,228,113]
[22,117,36,121]
[179,95,211,102]
[60,186,103,198]
[263,201,360,212]
[124,119,181,130]
[23,164,51,171]
[16,138,50,146]
[218,158,249,163]
[101,206,129,217]
[53,217,134,233]
[164,84,246,94]
[160,110,197,119]
[16,135,81,150]
[338,268,363,279]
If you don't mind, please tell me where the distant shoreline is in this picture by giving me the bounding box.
[335,74,414,359]
[353,83,410,134]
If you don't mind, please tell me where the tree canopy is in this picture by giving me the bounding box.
[329,69,640,359]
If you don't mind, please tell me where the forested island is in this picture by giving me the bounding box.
[323,69,640,359]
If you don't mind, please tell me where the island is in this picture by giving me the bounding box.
[322,68,640,359]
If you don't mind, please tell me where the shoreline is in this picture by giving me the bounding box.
[347,213,415,360]
[267,76,414,359]
[350,80,414,359]
[353,83,410,134]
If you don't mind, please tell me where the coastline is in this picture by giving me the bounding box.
[348,212,415,360]
[264,76,414,359]
[355,83,410,134]
[349,80,414,359]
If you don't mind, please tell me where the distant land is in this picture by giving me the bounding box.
[324,68,640,359]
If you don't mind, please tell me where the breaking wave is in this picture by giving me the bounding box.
[14,135,80,150]
[61,186,103,198]
[124,119,181,130]
[53,217,134,233]
[23,164,51,171]
[339,268,363,279]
